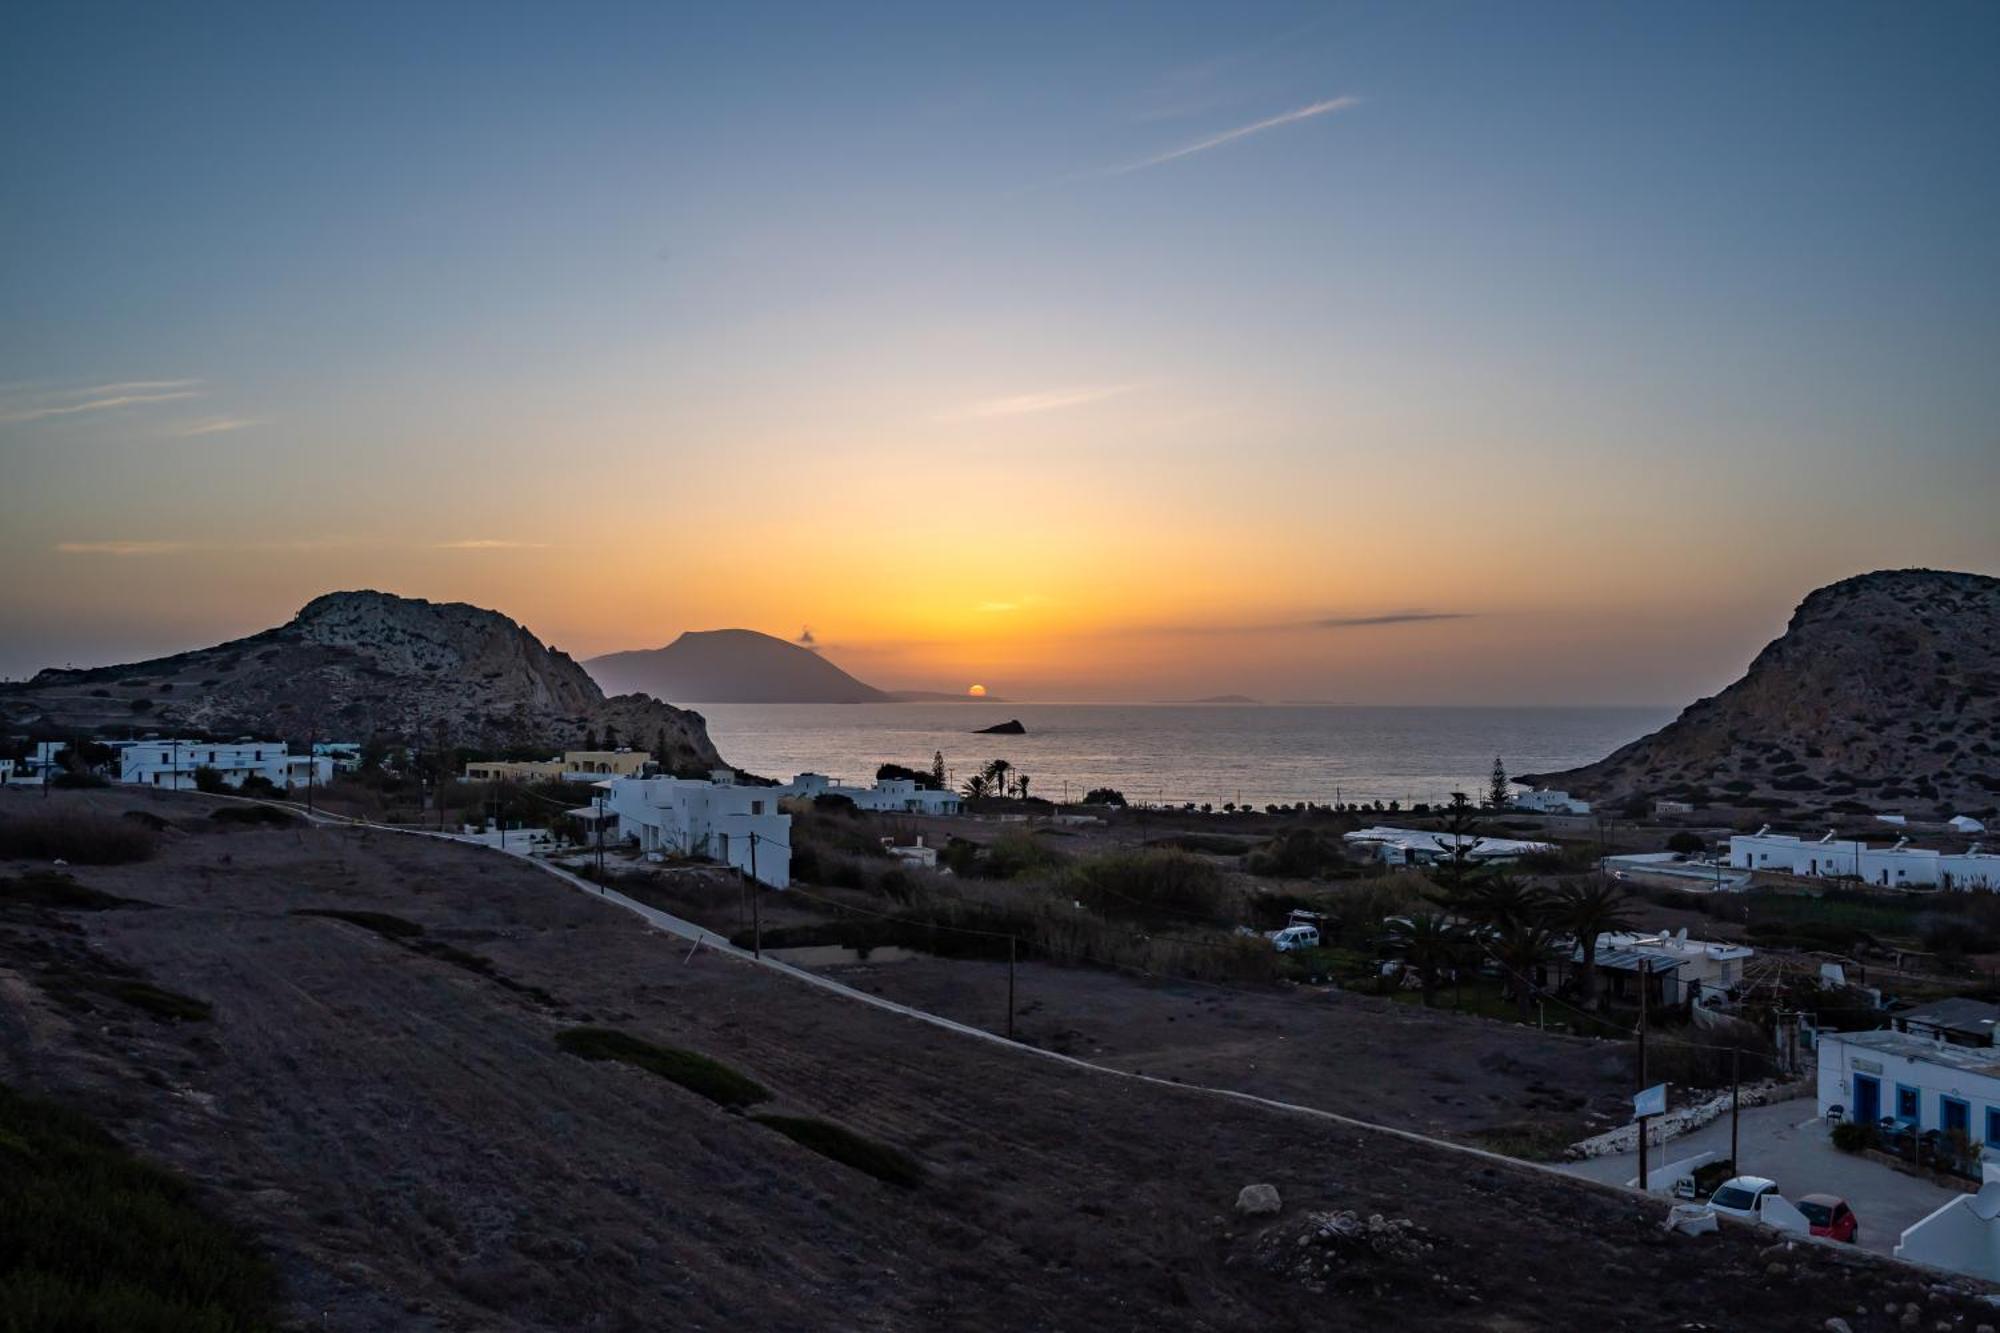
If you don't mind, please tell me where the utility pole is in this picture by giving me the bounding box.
[1007,935,1017,1040]
[304,717,316,815]
[1730,1043,1741,1169]
[1638,963,1649,1086]
[595,787,606,880]
[434,718,449,833]
[749,833,762,959]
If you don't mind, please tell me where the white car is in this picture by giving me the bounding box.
[1706,1175,1780,1220]
[1268,925,1321,952]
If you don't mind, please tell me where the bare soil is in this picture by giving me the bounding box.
[1,786,1991,1331]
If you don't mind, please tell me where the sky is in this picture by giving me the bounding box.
[2,1,1996,704]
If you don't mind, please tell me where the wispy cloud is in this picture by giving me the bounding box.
[55,541,194,557]
[169,415,264,437]
[1101,95,1358,177]
[948,383,1139,420]
[1309,612,1471,630]
[432,539,549,550]
[2,380,203,424]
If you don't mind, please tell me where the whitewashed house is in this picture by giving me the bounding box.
[1512,788,1591,815]
[1731,828,2000,890]
[601,775,791,888]
[119,739,330,790]
[1818,1029,2000,1153]
[779,772,961,816]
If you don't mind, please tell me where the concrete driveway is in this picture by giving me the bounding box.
[1560,1099,1964,1256]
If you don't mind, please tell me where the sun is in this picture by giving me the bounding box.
[967,683,987,697]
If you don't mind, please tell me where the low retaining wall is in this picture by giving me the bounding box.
[1566,1079,1811,1160]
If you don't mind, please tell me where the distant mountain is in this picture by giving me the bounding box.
[1526,569,2000,816]
[0,590,722,767]
[1184,694,1260,705]
[586,629,889,704]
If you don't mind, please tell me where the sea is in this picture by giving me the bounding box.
[694,703,1676,810]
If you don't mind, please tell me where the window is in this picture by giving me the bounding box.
[1896,1085,1921,1125]
[751,800,764,815]
[1985,1108,2000,1146]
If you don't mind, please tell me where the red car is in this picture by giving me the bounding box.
[1797,1193,1859,1243]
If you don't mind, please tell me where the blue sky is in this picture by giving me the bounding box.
[2,2,1995,700]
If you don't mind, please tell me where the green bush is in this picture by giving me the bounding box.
[48,771,108,790]
[0,1081,278,1329]
[1245,828,1346,879]
[1064,848,1226,923]
[752,1114,923,1188]
[555,1028,770,1109]
[208,805,293,828]
[191,766,228,794]
[1831,1120,1877,1153]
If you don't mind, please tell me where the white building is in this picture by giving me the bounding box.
[1512,788,1591,815]
[1731,828,2000,890]
[1654,799,1695,815]
[601,775,791,888]
[118,739,331,791]
[1817,1029,2000,1148]
[1594,929,1753,996]
[1951,815,1988,835]
[779,772,962,816]
[1343,826,1555,867]
[0,758,13,784]
[313,741,363,772]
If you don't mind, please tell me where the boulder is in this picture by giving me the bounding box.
[1235,1184,1282,1216]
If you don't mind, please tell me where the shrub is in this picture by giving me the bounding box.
[1081,787,1126,807]
[191,766,228,794]
[1666,832,1706,855]
[48,771,109,789]
[555,1028,770,1108]
[1831,1120,1877,1153]
[208,805,293,828]
[236,774,280,798]
[0,814,156,864]
[1064,849,1226,924]
[0,870,137,910]
[751,1114,923,1188]
[292,908,426,939]
[0,1081,278,1328]
[978,831,1069,880]
[1245,829,1346,879]
[128,698,154,713]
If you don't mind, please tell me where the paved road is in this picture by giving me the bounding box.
[1561,1099,1962,1255]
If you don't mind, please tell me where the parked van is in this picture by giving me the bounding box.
[1269,925,1320,952]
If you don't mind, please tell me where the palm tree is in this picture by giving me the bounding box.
[1462,873,1547,934]
[1382,913,1462,1007]
[1014,773,1031,801]
[1550,876,1638,1007]
[1489,919,1562,1021]
[983,758,1012,798]
[961,772,991,800]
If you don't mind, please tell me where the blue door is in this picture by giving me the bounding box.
[1853,1074,1881,1124]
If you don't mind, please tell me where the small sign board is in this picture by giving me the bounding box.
[1633,1083,1668,1120]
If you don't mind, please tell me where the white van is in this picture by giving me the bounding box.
[1269,925,1321,952]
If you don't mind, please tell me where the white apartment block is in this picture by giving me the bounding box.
[1511,788,1592,815]
[1731,829,2000,890]
[119,739,332,791]
[780,772,962,816]
[602,775,791,888]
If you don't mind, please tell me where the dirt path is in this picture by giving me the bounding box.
[2,787,1990,1331]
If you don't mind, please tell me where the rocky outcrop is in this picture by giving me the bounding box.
[1529,569,1999,817]
[0,590,722,768]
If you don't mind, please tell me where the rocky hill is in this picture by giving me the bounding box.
[587,628,889,703]
[1529,569,2000,817]
[0,590,723,767]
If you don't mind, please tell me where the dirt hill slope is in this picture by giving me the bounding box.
[2,786,1992,1330]
[1530,569,1999,817]
[0,590,721,767]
